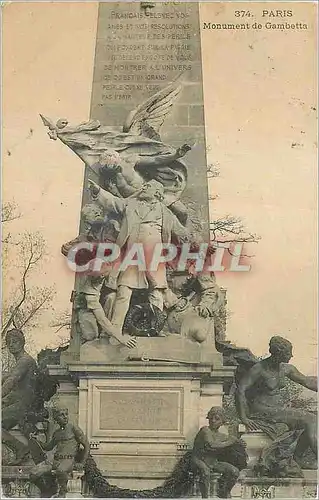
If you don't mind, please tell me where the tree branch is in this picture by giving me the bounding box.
[1,232,50,337]
[50,310,72,334]
[1,201,21,223]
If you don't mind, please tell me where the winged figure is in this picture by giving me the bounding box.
[41,82,193,225]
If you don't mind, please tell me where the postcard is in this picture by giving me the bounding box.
[2,1,317,498]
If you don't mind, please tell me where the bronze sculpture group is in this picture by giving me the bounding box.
[43,82,226,346]
[2,328,317,497]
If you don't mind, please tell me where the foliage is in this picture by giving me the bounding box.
[1,202,56,367]
[210,215,260,247]
[206,147,260,251]
[84,452,194,498]
[277,378,317,413]
[84,443,247,499]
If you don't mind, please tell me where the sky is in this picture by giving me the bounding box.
[2,2,317,374]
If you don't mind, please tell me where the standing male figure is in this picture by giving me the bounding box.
[2,328,37,464]
[89,178,188,334]
[29,407,89,498]
[75,272,136,348]
[191,407,244,498]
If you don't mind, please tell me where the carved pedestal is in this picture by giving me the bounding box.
[1,467,40,498]
[193,472,221,498]
[50,337,234,491]
[239,475,317,499]
[66,470,84,498]
[1,466,85,498]
[236,428,318,498]
[238,427,272,469]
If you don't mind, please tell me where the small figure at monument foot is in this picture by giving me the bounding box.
[191,407,246,498]
[29,407,89,498]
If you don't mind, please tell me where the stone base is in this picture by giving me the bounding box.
[49,355,234,490]
[239,473,317,498]
[1,466,84,498]
[1,466,40,498]
[66,471,84,498]
[79,365,226,486]
[79,334,222,366]
[3,466,315,498]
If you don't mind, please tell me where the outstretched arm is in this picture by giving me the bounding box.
[73,425,90,464]
[88,179,126,215]
[42,433,57,452]
[285,365,317,392]
[88,300,136,349]
[136,144,191,170]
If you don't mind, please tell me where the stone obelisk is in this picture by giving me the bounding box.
[87,1,210,231]
[53,3,234,490]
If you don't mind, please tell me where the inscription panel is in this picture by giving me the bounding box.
[90,2,210,233]
[99,390,180,431]
[90,384,185,439]
[92,3,200,106]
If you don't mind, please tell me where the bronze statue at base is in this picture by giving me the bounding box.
[2,329,37,465]
[191,407,247,498]
[29,407,89,498]
[235,336,317,477]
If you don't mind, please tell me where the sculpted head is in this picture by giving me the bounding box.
[82,203,104,224]
[99,149,121,168]
[56,118,68,129]
[52,407,69,427]
[5,329,25,355]
[138,180,164,202]
[206,406,226,430]
[197,272,217,290]
[269,336,293,363]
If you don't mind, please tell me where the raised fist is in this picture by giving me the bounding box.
[176,143,192,158]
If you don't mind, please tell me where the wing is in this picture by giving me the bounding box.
[216,339,259,386]
[123,81,183,139]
